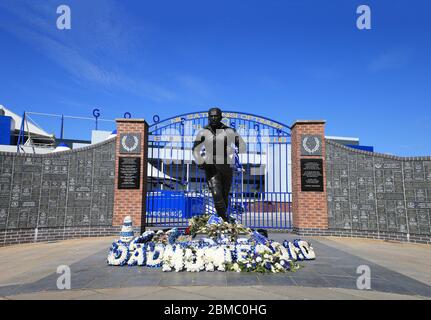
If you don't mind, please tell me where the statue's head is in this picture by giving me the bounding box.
[208,107,222,126]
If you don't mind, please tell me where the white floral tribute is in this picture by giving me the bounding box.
[107,216,316,273]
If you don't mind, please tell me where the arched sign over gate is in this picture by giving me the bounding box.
[146,111,292,229]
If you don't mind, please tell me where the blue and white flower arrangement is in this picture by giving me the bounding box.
[107,216,316,273]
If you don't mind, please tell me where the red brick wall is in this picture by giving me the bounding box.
[291,120,328,230]
[113,119,148,230]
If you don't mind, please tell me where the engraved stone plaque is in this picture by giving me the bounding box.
[118,157,141,189]
[301,159,324,192]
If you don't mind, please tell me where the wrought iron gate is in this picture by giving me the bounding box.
[146,111,292,229]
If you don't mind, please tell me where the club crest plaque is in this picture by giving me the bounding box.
[119,133,141,154]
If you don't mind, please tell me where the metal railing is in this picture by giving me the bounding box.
[146,190,292,230]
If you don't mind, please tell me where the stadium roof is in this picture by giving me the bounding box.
[0,105,53,138]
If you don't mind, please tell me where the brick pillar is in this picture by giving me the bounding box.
[113,119,148,233]
[291,120,328,233]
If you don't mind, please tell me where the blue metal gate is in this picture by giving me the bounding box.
[146,111,292,229]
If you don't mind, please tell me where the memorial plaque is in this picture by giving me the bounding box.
[301,159,324,192]
[118,157,141,189]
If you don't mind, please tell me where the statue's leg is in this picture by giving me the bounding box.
[206,167,228,221]
[219,165,233,217]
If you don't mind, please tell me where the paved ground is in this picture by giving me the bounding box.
[318,236,431,286]
[0,233,430,300]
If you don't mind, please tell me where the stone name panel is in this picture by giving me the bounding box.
[326,140,431,236]
[0,139,116,230]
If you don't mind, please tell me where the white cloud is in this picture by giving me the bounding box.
[0,0,176,102]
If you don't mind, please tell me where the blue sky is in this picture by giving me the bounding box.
[0,0,430,156]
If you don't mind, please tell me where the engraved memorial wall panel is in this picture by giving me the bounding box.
[326,141,431,236]
[0,139,116,231]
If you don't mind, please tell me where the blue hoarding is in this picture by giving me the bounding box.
[0,116,15,145]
